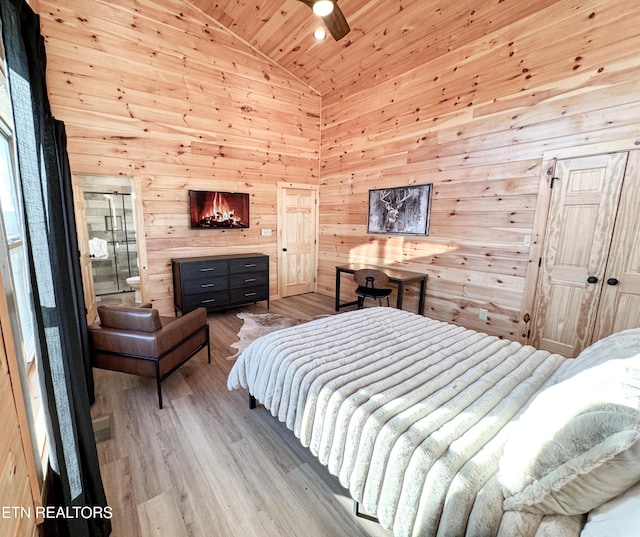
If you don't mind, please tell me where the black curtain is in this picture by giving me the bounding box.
[0,1,110,535]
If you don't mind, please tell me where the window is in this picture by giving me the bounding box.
[0,50,46,481]
[0,132,36,364]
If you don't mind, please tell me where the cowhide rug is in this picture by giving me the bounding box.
[227,312,302,360]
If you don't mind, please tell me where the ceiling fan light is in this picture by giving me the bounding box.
[312,0,334,17]
[313,27,327,40]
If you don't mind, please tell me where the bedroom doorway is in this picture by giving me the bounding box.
[530,150,640,357]
[277,182,318,297]
[73,174,145,323]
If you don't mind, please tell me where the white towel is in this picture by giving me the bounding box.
[89,237,109,259]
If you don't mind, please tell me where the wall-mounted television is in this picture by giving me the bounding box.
[189,190,250,229]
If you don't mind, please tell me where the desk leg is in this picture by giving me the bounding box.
[396,282,405,310]
[335,268,341,311]
[418,277,426,315]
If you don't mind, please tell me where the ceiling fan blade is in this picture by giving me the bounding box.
[324,3,350,41]
[295,0,351,41]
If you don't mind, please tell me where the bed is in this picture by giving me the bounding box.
[227,307,640,537]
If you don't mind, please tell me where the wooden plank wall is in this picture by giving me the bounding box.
[0,311,38,537]
[318,0,640,338]
[35,0,640,338]
[0,283,39,533]
[38,0,321,315]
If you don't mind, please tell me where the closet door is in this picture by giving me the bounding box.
[531,152,627,357]
[592,151,640,341]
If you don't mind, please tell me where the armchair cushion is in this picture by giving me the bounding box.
[98,305,162,332]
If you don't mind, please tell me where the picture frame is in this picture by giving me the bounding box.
[367,184,432,235]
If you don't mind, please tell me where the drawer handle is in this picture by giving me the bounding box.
[244,278,256,282]
[244,292,257,297]
[200,283,216,288]
[200,268,215,272]
[244,263,256,268]
[201,298,217,304]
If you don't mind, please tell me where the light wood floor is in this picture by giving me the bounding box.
[91,293,392,537]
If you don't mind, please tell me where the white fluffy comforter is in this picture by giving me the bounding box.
[227,308,570,537]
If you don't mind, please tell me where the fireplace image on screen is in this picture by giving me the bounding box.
[189,190,250,229]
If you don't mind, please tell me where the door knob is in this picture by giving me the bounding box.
[606,277,619,286]
[587,276,598,284]
[282,248,287,252]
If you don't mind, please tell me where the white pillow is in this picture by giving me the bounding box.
[553,328,640,384]
[581,482,640,537]
[500,352,640,515]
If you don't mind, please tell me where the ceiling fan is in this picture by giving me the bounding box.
[296,0,351,41]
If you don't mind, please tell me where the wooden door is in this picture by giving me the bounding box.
[592,151,640,341]
[531,153,627,357]
[277,184,318,297]
[72,174,97,324]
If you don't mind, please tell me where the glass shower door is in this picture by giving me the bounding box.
[85,191,138,296]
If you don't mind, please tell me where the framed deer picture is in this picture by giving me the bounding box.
[367,184,432,235]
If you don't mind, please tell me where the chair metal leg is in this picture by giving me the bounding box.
[154,361,163,409]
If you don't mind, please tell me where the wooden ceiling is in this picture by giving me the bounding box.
[185,0,565,97]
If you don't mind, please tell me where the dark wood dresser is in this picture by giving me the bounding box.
[172,253,269,315]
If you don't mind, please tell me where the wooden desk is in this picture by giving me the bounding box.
[335,264,428,315]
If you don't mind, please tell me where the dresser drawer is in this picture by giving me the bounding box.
[180,259,229,279]
[182,275,228,295]
[229,271,269,289]
[183,291,229,311]
[230,285,269,304]
[228,256,268,274]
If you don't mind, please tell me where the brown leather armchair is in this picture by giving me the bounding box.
[88,305,210,408]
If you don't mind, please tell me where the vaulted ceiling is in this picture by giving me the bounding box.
[185,0,564,96]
